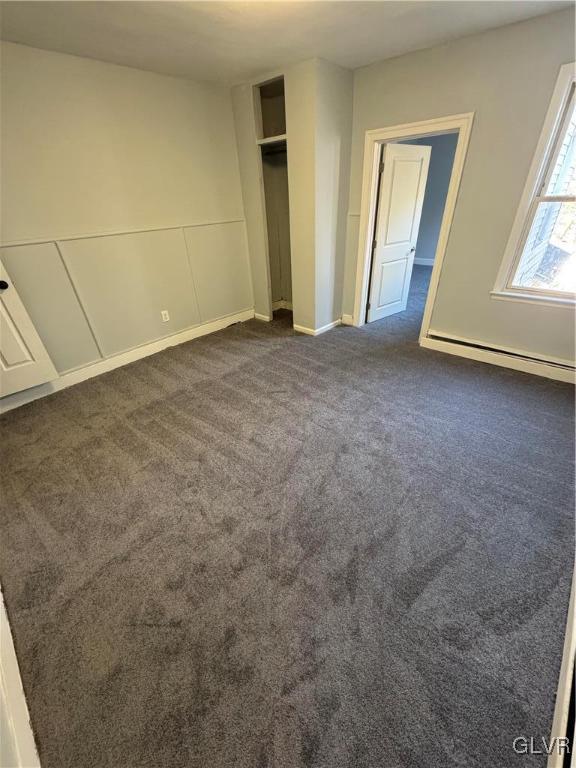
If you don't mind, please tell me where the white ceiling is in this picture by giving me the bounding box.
[0,1,570,85]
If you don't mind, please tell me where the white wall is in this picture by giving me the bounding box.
[344,9,575,362]
[402,134,458,265]
[285,59,318,330]
[285,58,353,331]
[314,59,353,329]
[232,83,271,318]
[0,42,253,378]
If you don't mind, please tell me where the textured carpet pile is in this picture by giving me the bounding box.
[0,267,574,768]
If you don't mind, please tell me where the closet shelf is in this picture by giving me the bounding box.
[257,134,287,146]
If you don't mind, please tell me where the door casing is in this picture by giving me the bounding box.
[352,112,474,342]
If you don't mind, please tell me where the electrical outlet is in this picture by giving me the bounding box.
[161,310,170,322]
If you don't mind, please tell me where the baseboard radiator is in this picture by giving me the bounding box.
[427,333,575,373]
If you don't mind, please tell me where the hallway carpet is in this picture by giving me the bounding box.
[0,267,574,768]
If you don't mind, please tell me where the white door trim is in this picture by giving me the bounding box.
[352,113,474,332]
[254,102,275,323]
[547,562,575,768]
[0,592,40,768]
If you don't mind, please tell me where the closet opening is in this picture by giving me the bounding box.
[255,76,292,326]
[261,139,292,325]
[257,77,286,139]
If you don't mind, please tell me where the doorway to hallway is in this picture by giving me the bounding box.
[351,113,474,342]
[365,132,458,325]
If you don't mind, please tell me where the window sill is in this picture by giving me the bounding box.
[490,289,576,308]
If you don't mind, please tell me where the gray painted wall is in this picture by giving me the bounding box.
[0,42,253,380]
[401,134,458,264]
[344,9,575,362]
[59,229,202,359]
[0,243,101,372]
[232,84,271,318]
[315,59,354,329]
[1,42,244,242]
[285,59,318,329]
[285,58,353,331]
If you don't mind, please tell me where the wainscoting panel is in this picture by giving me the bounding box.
[184,221,253,323]
[60,229,201,358]
[0,242,102,372]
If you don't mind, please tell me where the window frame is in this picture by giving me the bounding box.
[492,62,576,307]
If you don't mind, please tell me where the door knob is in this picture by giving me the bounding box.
[0,280,8,290]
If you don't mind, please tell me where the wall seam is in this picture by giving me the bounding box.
[179,227,205,325]
[54,240,105,360]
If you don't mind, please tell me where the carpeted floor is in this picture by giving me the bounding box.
[0,266,574,768]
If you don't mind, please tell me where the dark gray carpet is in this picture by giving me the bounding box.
[0,266,574,768]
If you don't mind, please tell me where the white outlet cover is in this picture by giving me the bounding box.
[161,310,170,322]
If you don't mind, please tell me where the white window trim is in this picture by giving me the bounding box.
[492,61,576,306]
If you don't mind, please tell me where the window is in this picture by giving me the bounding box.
[494,63,576,304]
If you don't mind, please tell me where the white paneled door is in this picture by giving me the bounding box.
[0,262,57,397]
[367,143,431,323]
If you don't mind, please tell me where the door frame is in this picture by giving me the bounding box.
[1,590,41,767]
[352,112,475,342]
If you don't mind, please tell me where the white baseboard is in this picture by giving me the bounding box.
[341,314,354,326]
[0,309,255,414]
[254,313,271,322]
[414,258,434,266]
[421,333,575,383]
[0,593,40,768]
[271,300,293,311]
[293,319,341,336]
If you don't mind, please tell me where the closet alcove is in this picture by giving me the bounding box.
[256,77,293,323]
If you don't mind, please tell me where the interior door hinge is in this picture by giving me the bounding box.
[379,161,384,173]
[367,302,371,310]
[372,239,377,251]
